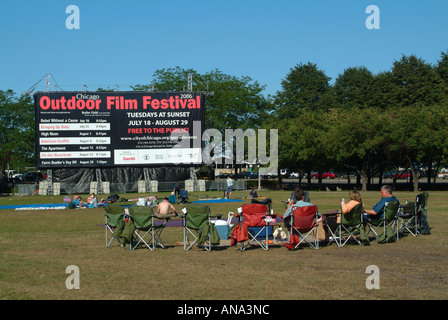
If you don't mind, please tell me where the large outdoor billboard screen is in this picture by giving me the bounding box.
[34,91,205,168]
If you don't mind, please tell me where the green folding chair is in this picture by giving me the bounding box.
[336,202,367,247]
[104,205,125,248]
[421,192,429,215]
[181,204,220,251]
[397,192,430,237]
[418,192,431,234]
[366,201,399,243]
[127,206,170,251]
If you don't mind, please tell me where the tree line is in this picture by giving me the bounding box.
[266,52,448,191]
[0,91,34,176]
[1,51,447,192]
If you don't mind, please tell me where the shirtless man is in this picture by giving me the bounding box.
[157,197,179,217]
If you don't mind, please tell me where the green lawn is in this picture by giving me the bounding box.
[0,189,447,300]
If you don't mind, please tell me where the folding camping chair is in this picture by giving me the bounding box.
[251,198,272,213]
[366,201,399,243]
[181,204,220,251]
[104,205,125,248]
[236,203,271,251]
[288,205,320,250]
[127,206,169,251]
[418,192,430,234]
[397,192,429,237]
[179,190,189,204]
[335,202,366,247]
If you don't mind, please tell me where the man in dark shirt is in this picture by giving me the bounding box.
[364,185,399,221]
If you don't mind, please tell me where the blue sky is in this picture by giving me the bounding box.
[1,0,447,97]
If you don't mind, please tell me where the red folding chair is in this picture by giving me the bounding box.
[237,203,271,251]
[288,205,319,250]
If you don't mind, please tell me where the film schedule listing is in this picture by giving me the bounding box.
[38,119,113,167]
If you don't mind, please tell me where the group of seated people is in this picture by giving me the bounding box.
[72,185,401,239]
[70,192,181,217]
[133,195,180,217]
[282,185,400,242]
[72,192,103,208]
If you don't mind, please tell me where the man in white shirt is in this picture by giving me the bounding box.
[225,176,233,199]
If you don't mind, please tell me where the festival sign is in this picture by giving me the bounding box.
[34,91,205,168]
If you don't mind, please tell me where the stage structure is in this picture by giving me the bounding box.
[34,91,205,194]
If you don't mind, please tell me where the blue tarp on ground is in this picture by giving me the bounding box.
[0,203,69,210]
[0,198,244,210]
[191,199,244,204]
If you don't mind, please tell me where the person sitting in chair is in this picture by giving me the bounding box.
[320,190,364,243]
[157,197,179,217]
[290,186,310,203]
[283,189,319,228]
[339,190,364,223]
[363,185,399,222]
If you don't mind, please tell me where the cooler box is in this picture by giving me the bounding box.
[248,226,273,238]
[215,224,230,240]
[213,220,229,239]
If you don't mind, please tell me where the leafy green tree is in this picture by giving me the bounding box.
[416,104,448,184]
[436,50,448,105]
[389,104,448,191]
[270,108,332,188]
[368,71,394,109]
[132,67,269,176]
[325,107,390,191]
[132,67,269,130]
[96,87,115,92]
[270,62,334,187]
[132,67,199,93]
[273,62,332,118]
[0,90,35,174]
[436,50,448,84]
[201,69,269,130]
[387,54,447,108]
[333,66,375,109]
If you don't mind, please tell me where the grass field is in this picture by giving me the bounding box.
[0,189,447,301]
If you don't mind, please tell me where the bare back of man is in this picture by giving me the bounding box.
[157,198,178,217]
